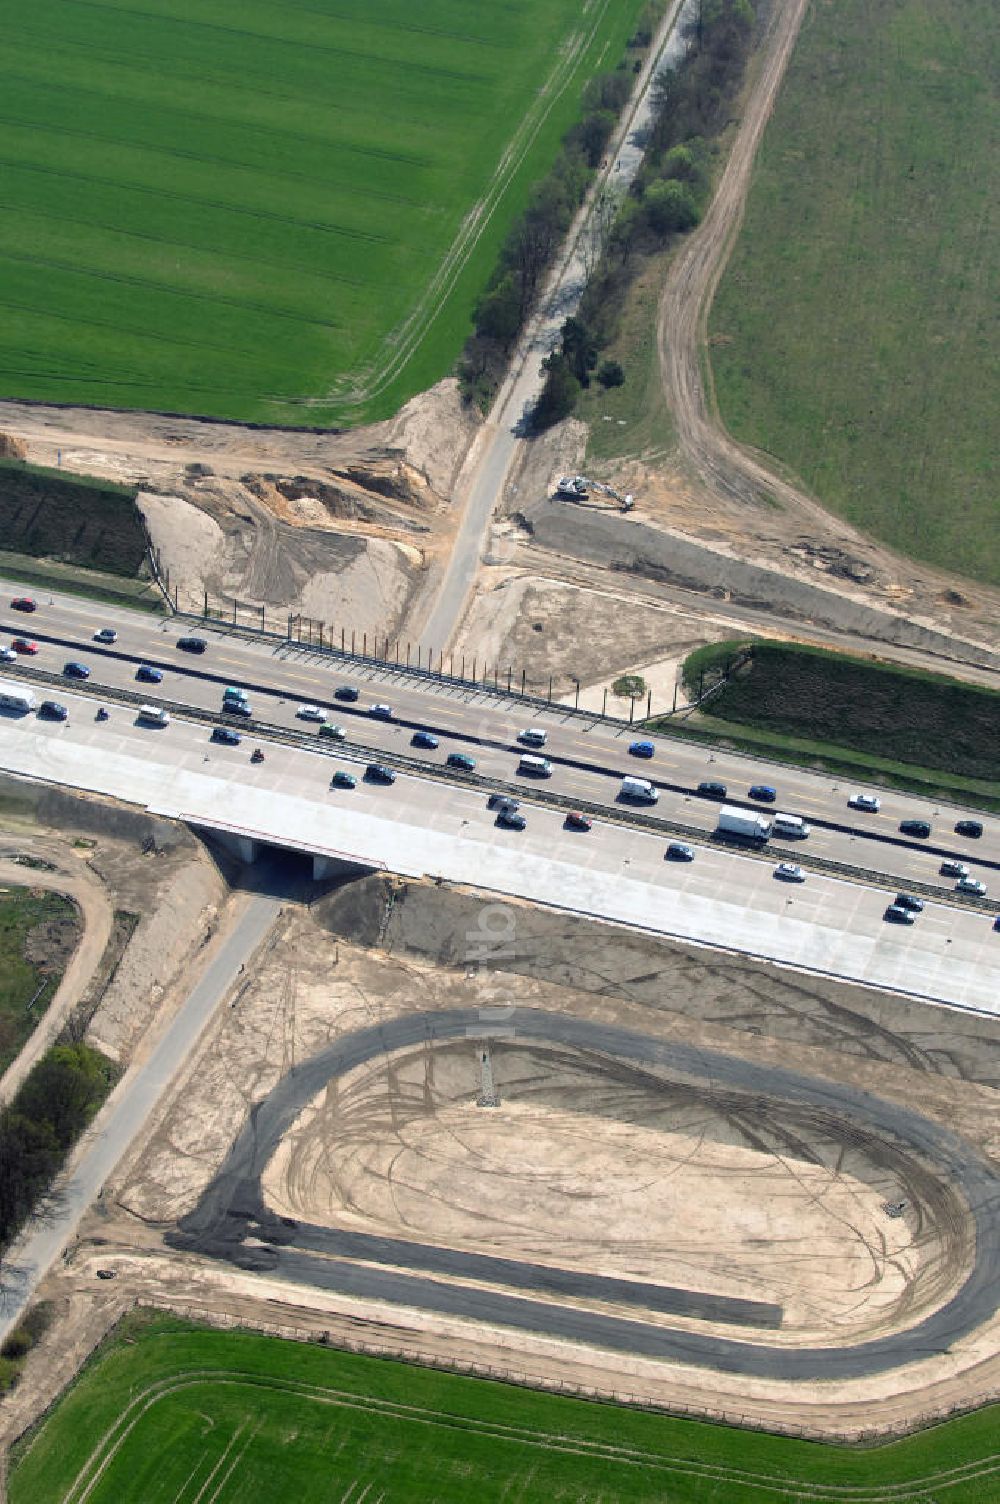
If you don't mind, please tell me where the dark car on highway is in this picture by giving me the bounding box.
[748,784,776,802]
[447,751,476,771]
[412,731,439,750]
[899,819,931,838]
[565,811,592,831]
[211,726,241,746]
[956,820,984,839]
[38,700,68,721]
[497,808,527,830]
[335,685,360,702]
[365,763,396,784]
[697,780,728,799]
[330,770,357,789]
[136,664,162,683]
[177,636,207,654]
[629,740,654,758]
[884,904,916,925]
[63,661,90,679]
[666,842,695,861]
[894,892,924,913]
[11,597,36,612]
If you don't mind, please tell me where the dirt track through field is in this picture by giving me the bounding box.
[657,0,839,529]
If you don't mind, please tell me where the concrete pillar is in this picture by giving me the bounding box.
[211,832,259,865]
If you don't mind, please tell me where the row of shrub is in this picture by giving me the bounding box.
[458,3,667,411]
[0,1043,116,1254]
[533,0,756,429]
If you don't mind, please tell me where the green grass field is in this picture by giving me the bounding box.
[0,887,78,1075]
[10,1314,1000,1501]
[0,0,647,426]
[709,0,997,586]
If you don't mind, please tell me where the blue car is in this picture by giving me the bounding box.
[629,740,654,758]
[136,664,163,684]
[63,661,91,679]
[447,751,477,771]
[748,784,776,802]
[412,731,439,750]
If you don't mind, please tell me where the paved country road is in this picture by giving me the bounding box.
[173,1007,1000,1381]
[414,0,691,650]
[0,891,282,1344]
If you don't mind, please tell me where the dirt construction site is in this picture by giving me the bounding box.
[2,798,999,1447]
[0,0,998,1462]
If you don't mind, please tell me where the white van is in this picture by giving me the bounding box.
[137,704,170,727]
[0,680,37,714]
[772,812,810,838]
[620,775,658,804]
[518,754,552,777]
[517,728,548,748]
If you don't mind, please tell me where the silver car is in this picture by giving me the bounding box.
[848,793,881,813]
[774,862,806,882]
[956,876,987,897]
[297,704,325,721]
[940,859,969,878]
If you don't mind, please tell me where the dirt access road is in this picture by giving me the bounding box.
[657,0,845,530]
[0,840,113,1104]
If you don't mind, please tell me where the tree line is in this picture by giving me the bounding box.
[0,1043,115,1253]
[533,0,756,430]
[459,4,666,411]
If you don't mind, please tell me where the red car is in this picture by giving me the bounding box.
[12,638,39,654]
[11,597,36,612]
[565,811,592,831]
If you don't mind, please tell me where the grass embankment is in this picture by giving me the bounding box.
[0,458,164,611]
[709,0,998,585]
[11,1313,1000,1502]
[652,640,1000,811]
[0,0,648,426]
[0,887,79,1076]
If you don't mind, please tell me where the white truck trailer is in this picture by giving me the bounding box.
[717,805,772,841]
[0,679,37,714]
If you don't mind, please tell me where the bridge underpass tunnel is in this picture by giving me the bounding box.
[195,827,374,898]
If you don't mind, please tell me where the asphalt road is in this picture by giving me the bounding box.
[0,890,282,1344]
[2,587,997,900]
[6,682,998,1016]
[415,0,689,649]
[171,1006,1000,1380]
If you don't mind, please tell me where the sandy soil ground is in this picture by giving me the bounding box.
[0,785,228,1073]
[261,1037,947,1345]
[10,868,985,1441]
[456,571,715,704]
[0,382,477,637]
